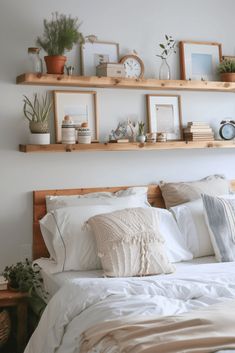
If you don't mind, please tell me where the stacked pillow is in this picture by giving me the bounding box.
[39,186,192,275]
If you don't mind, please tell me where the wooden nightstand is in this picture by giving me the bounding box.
[0,290,28,353]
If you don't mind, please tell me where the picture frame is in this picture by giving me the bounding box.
[53,90,98,143]
[179,41,222,81]
[81,41,119,76]
[146,94,182,140]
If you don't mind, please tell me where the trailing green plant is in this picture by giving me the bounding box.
[36,12,84,56]
[138,121,145,135]
[2,259,47,299]
[23,93,52,123]
[156,34,176,60]
[217,59,235,73]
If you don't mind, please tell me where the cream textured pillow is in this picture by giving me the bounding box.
[159,175,230,209]
[87,207,175,277]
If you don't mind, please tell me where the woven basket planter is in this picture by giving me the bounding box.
[0,310,11,347]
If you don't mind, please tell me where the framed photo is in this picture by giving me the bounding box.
[179,41,222,81]
[53,90,98,143]
[81,41,119,76]
[146,94,182,140]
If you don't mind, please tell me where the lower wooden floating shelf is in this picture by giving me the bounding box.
[19,140,235,153]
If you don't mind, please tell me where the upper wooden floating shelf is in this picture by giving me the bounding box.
[19,140,235,153]
[16,73,235,92]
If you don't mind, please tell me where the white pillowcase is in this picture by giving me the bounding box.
[40,203,192,273]
[46,187,150,212]
[170,199,214,258]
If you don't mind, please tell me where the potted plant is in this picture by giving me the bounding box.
[218,59,235,82]
[136,121,145,143]
[23,92,52,144]
[156,34,177,80]
[2,259,45,294]
[36,12,84,74]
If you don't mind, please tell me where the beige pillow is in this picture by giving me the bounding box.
[87,207,174,277]
[159,175,230,209]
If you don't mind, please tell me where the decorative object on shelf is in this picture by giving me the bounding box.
[36,12,84,74]
[146,94,182,140]
[53,90,98,143]
[156,35,176,80]
[157,132,167,142]
[61,115,76,144]
[77,122,92,144]
[219,119,235,140]
[136,121,145,143]
[0,310,10,348]
[119,51,144,79]
[65,65,75,76]
[27,47,43,74]
[96,63,125,77]
[23,93,52,145]
[183,121,214,141]
[2,259,47,297]
[109,120,137,142]
[179,41,222,81]
[146,132,156,143]
[81,41,119,76]
[217,59,235,82]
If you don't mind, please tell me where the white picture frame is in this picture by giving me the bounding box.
[81,41,119,76]
[146,94,182,140]
[180,41,222,81]
[53,90,98,143]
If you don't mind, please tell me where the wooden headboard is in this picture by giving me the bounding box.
[33,185,165,260]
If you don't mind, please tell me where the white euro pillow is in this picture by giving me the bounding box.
[170,199,214,258]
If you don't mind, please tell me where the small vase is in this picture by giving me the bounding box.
[159,58,171,80]
[136,135,146,143]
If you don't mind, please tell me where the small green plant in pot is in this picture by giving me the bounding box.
[137,121,145,143]
[36,12,84,74]
[217,59,235,82]
[23,92,52,144]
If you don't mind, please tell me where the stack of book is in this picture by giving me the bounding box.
[183,122,214,141]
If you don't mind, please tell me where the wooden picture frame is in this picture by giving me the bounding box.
[179,41,222,81]
[146,94,182,140]
[53,90,99,143]
[81,41,119,76]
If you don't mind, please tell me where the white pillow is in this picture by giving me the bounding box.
[40,193,150,271]
[46,187,150,212]
[87,207,175,277]
[170,199,214,258]
[157,208,193,262]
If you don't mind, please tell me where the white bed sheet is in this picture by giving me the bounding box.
[37,256,218,302]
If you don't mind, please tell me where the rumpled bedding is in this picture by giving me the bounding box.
[24,261,235,353]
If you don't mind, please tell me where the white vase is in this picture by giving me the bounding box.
[159,58,171,80]
[136,135,146,143]
[29,133,50,145]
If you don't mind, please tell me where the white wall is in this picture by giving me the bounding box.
[0,0,235,271]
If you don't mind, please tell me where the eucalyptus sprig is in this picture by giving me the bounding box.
[156,34,176,60]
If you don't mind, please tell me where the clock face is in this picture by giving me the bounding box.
[120,55,144,79]
[219,123,235,140]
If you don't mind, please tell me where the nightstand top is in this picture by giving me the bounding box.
[0,290,29,301]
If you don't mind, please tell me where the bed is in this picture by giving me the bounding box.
[25,182,235,353]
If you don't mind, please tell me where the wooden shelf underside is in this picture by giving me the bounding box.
[16,73,235,92]
[19,141,235,153]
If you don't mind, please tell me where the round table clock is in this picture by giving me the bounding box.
[119,53,144,79]
[219,120,235,140]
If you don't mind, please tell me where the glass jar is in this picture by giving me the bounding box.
[159,58,171,80]
[28,47,43,73]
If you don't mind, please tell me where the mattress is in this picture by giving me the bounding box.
[37,256,218,302]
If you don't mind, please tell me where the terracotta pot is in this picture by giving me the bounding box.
[44,55,67,74]
[221,73,235,82]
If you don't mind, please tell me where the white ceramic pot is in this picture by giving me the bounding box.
[77,126,92,144]
[136,135,146,143]
[29,133,50,145]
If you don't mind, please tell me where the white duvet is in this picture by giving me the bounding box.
[25,261,235,353]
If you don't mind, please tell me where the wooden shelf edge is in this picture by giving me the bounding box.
[16,73,235,92]
[19,141,235,153]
